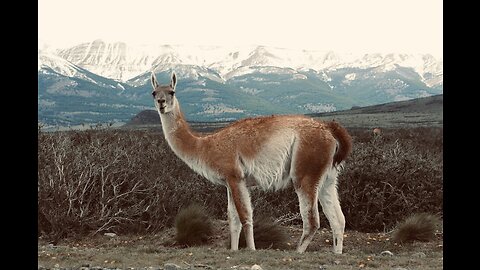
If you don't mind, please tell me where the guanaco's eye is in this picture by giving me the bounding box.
[168,91,175,96]
[151,91,156,97]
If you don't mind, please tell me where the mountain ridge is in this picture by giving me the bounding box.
[38,40,443,126]
[50,40,442,86]
[124,94,444,130]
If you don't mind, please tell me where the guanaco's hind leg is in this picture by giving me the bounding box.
[294,177,320,253]
[318,167,345,254]
[226,178,255,250]
[227,187,242,250]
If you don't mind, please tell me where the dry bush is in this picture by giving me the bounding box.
[174,204,213,246]
[237,216,289,250]
[38,126,442,239]
[249,127,443,232]
[392,212,441,243]
[338,127,443,232]
[38,128,224,239]
[38,129,161,237]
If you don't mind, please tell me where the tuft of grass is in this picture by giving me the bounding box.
[392,213,440,243]
[235,216,289,250]
[174,204,214,247]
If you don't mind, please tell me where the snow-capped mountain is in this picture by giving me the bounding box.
[52,40,442,87]
[38,40,443,126]
[38,51,149,127]
[38,52,128,90]
[55,40,235,81]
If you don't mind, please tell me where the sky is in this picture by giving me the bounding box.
[38,0,443,58]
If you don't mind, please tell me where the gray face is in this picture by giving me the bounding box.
[151,72,177,114]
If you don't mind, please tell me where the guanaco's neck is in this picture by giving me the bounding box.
[159,102,200,158]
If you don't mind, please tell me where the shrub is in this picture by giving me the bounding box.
[38,126,443,238]
[174,204,214,246]
[236,216,289,250]
[338,128,443,231]
[37,128,225,239]
[392,212,441,243]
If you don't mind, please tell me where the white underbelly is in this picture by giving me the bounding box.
[240,131,297,191]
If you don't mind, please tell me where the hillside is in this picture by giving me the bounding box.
[311,94,443,115]
[311,94,443,129]
[123,94,443,131]
[125,110,159,126]
[39,41,442,126]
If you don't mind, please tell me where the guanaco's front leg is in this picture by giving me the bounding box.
[226,178,255,250]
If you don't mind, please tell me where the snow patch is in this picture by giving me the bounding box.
[239,87,262,95]
[376,79,408,91]
[38,100,56,108]
[301,103,336,113]
[190,79,207,86]
[201,97,220,102]
[393,95,410,102]
[292,73,307,80]
[182,88,218,96]
[345,73,356,81]
[198,103,244,115]
[416,90,431,98]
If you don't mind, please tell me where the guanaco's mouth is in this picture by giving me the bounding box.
[159,106,166,113]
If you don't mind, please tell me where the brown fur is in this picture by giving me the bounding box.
[326,121,352,166]
[204,115,287,160]
[167,110,350,186]
[152,72,352,252]
[227,177,249,224]
[160,111,200,156]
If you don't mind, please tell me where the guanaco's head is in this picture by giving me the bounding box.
[151,71,177,114]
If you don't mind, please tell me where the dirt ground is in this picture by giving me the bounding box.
[38,220,443,270]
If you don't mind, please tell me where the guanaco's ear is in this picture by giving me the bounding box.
[170,72,177,90]
[151,72,159,89]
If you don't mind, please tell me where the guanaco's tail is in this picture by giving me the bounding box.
[326,121,352,167]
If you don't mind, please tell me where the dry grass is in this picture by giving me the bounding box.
[38,223,443,270]
[236,216,289,250]
[392,213,441,243]
[174,204,214,247]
